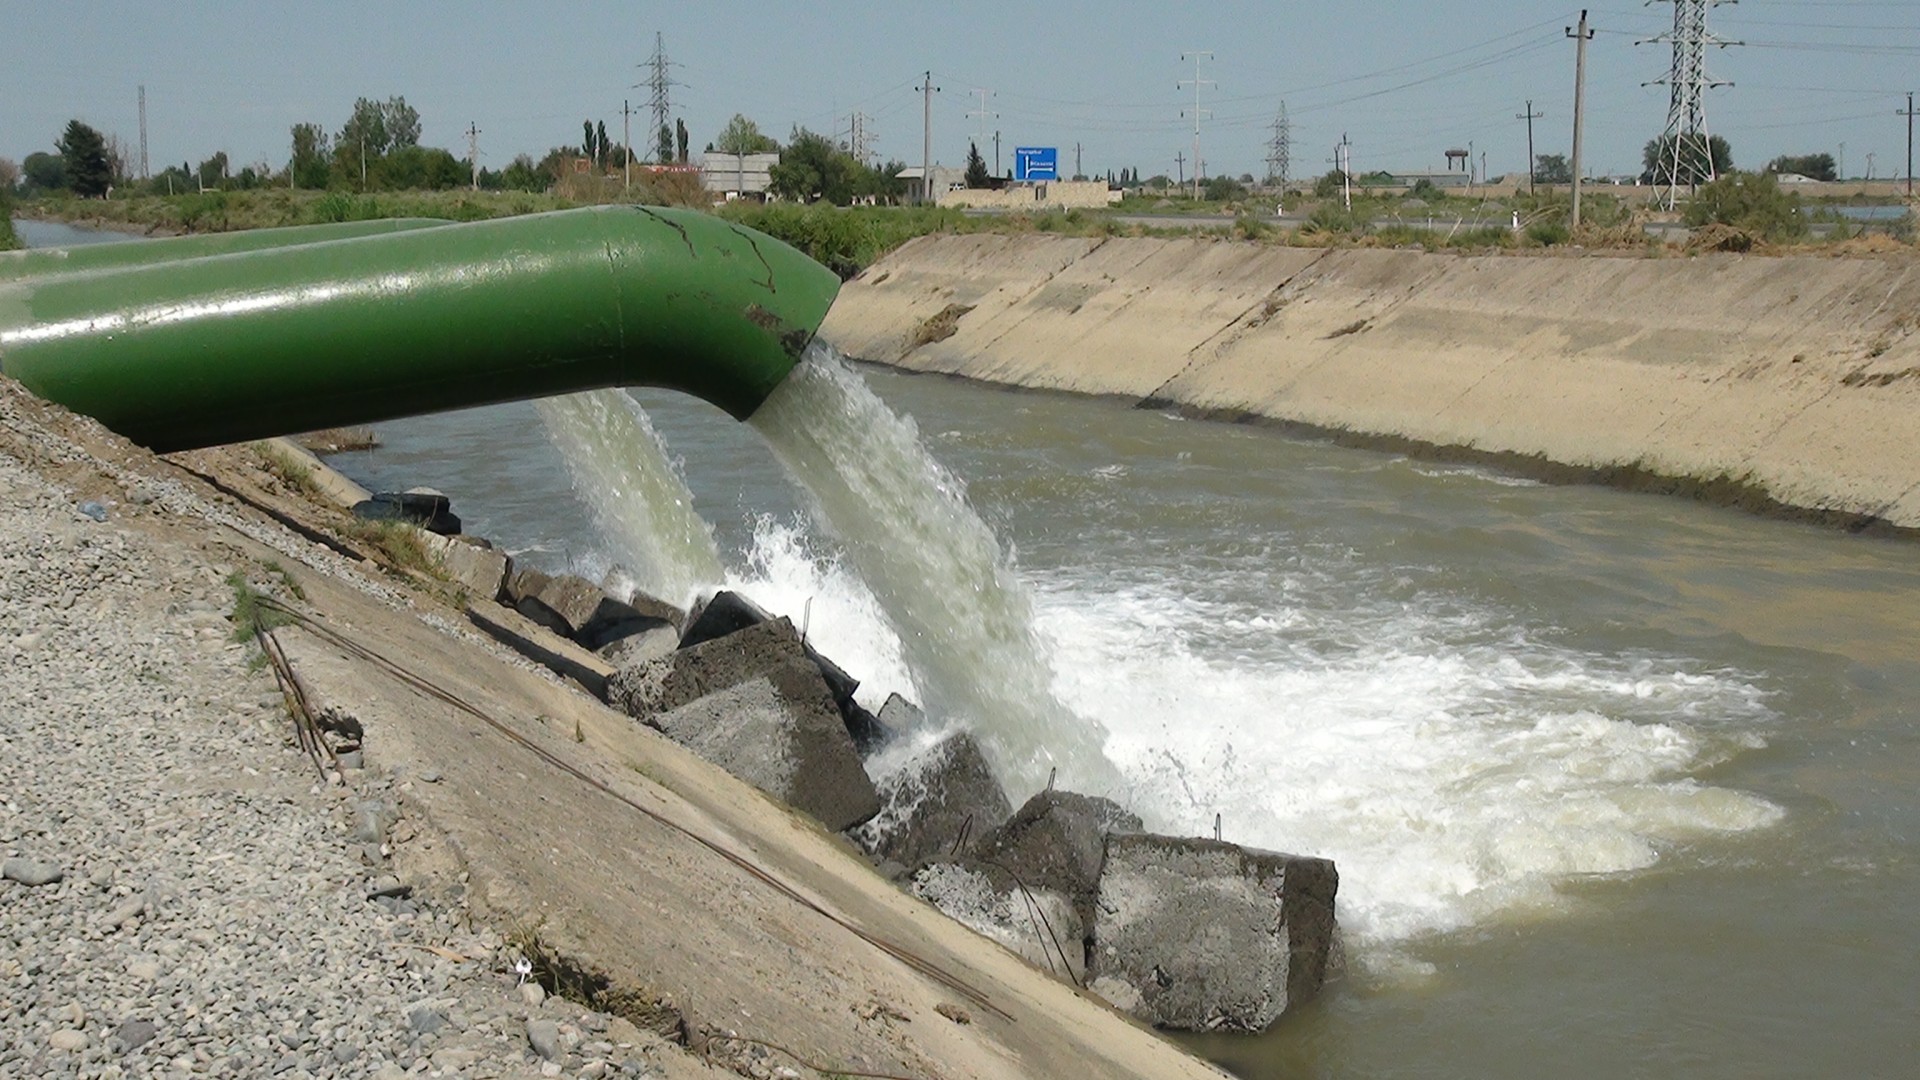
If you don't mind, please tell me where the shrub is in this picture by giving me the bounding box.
[1683,172,1808,242]
[1526,220,1570,246]
[1302,204,1362,235]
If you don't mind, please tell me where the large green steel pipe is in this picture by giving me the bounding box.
[0,207,839,450]
[0,218,453,283]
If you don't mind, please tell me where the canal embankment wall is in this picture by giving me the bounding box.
[819,234,1920,532]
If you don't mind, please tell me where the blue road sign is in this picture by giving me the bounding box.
[1014,147,1058,181]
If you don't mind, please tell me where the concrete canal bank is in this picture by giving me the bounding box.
[820,234,1920,533]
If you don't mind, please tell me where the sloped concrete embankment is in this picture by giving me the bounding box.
[822,234,1920,532]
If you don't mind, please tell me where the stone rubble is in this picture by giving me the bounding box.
[0,389,697,1079]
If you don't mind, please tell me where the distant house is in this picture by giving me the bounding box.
[699,152,779,200]
[898,164,966,204]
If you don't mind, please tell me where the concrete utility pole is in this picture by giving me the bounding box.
[137,85,149,181]
[621,100,634,190]
[1174,151,1186,189]
[1075,142,1083,179]
[466,122,481,190]
[1517,100,1543,193]
[1337,134,1352,211]
[994,130,1001,176]
[1900,92,1918,198]
[1567,10,1592,228]
[921,71,941,204]
[1179,49,1214,199]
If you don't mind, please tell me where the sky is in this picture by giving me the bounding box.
[4,1,1917,185]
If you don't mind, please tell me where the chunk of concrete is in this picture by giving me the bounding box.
[609,617,809,722]
[466,600,616,700]
[508,568,667,651]
[876,693,924,735]
[853,731,1011,870]
[597,624,679,669]
[678,590,774,649]
[971,791,1142,926]
[354,488,461,535]
[1088,834,1338,1032]
[650,659,881,831]
[911,862,1087,983]
[418,532,510,601]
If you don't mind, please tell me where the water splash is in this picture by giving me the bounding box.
[749,344,1116,799]
[534,389,724,607]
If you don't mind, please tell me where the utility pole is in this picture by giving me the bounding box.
[466,121,481,190]
[1075,142,1083,179]
[1337,134,1352,211]
[1838,141,1846,181]
[1265,102,1291,186]
[1867,151,1878,180]
[1179,49,1214,200]
[621,100,635,190]
[137,85,149,181]
[1900,92,1918,198]
[1174,151,1186,189]
[921,71,941,204]
[1567,10,1592,228]
[1517,100,1543,193]
[1640,0,1740,209]
[994,130,1001,176]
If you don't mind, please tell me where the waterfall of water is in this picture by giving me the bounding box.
[533,389,725,607]
[749,344,1118,800]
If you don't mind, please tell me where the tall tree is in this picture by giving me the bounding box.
[290,123,330,188]
[656,123,673,165]
[963,141,990,188]
[1534,154,1572,184]
[675,119,689,164]
[714,114,778,155]
[196,151,229,190]
[56,120,113,197]
[381,97,421,149]
[597,121,611,167]
[1767,153,1837,182]
[583,120,596,162]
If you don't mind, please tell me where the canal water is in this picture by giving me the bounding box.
[21,219,1915,1077]
[331,360,1917,1080]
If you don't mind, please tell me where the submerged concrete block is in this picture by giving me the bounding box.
[854,731,1011,870]
[1089,834,1337,1033]
[650,659,881,831]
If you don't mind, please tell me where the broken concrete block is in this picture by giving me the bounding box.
[876,693,924,736]
[1088,834,1338,1033]
[466,600,616,700]
[507,568,666,651]
[911,861,1087,983]
[609,617,810,722]
[597,624,679,669]
[418,531,510,601]
[854,731,1010,870]
[678,589,774,649]
[971,791,1142,926]
[650,659,881,831]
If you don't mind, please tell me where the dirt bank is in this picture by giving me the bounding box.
[820,234,1920,534]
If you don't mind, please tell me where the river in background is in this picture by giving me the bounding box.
[332,367,1918,1080]
[20,218,1917,1077]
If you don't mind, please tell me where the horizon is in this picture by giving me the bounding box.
[5,1,1916,186]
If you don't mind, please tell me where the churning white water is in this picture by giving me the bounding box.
[538,350,1784,974]
[748,346,1116,798]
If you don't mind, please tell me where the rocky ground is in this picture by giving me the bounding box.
[0,387,702,1078]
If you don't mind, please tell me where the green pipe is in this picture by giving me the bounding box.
[0,218,453,282]
[0,206,840,450]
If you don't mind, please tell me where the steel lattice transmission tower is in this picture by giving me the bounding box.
[1264,101,1292,185]
[641,32,683,165]
[1643,0,1740,209]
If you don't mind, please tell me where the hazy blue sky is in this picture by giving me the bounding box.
[5,1,1917,183]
